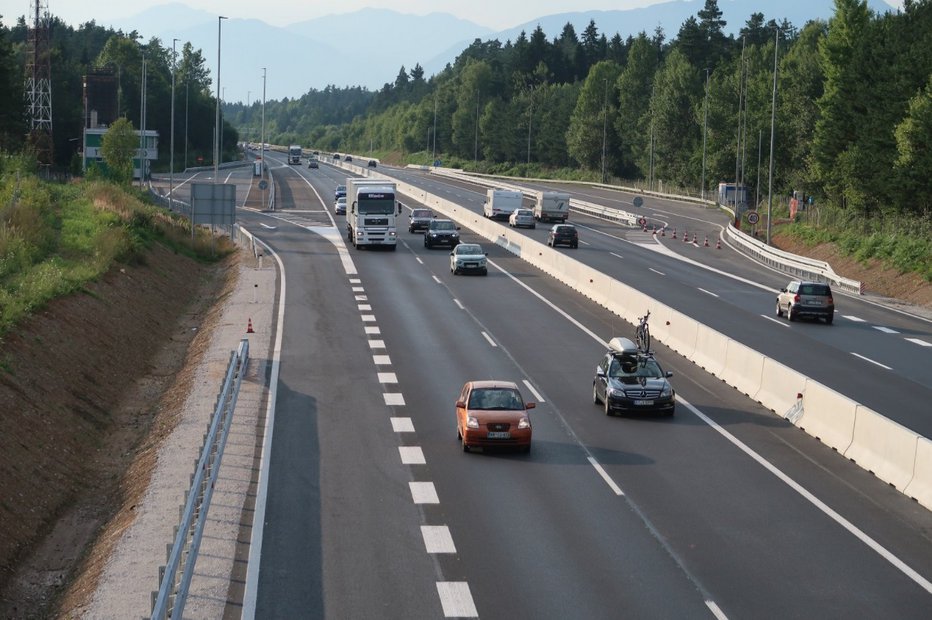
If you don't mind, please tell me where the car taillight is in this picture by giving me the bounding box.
[793,294,800,303]
[827,296,834,304]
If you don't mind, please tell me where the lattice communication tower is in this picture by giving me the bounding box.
[25,0,53,164]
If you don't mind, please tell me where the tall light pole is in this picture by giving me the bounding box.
[221,86,225,164]
[214,15,227,183]
[601,78,608,184]
[766,29,780,245]
[261,67,267,208]
[735,35,746,215]
[527,88,533,165]
[138,47,147,188]
[170,38,178,211]
[474,88,479,164]
[701,68,710,202]
[184,79,189,171]
[432,93,437,161]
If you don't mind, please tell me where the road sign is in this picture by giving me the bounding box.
[633,197,644,208]
[258,180,268,190]
[747,211,760,225]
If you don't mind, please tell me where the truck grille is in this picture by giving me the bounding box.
[366,217,389,225]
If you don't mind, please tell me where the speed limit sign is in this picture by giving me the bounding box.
[746,211,760,225]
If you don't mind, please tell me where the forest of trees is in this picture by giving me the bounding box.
[227,0,932,220]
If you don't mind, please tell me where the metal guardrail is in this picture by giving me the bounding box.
[151,338,250,619]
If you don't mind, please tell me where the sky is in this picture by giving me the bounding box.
[0,0,909,31]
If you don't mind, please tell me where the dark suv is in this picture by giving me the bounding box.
[424,219,460,248]
[592,337,675,416]
[548,224,578,248]
[409,208,434,233]
[776,280,835,323]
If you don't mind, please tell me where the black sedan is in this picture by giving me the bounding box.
[592,337,675,416]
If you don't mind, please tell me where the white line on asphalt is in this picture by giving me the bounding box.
[649,268,666,276]
[390,417,415,432]
[679,395,932,596]
[225,171,234,183]
[373,354,391,365]
[610,252,624,259]
[399,446,426,465]
[705,600,729,620]
[378,372,398,383]
[579,239,591,246]
[436,582,478,618]
[872,326,899,334]
[352,286,365,292]
[361,314,376,322]
[851,352,893,370]
[409,481,439,504]
[368,340,386,349]
[481,331,497,347]
[355,295,368,301]
[416,257,424,264]
[421,526,456,553]
[358,304,372,311]
[259,223,276,229]
[454,298,465,310]
[698,288,719,298]
[365,326,381,335]
[433,275,442,284]
[843,315,867,322]
[906,337,932,347]
[350,278,361,284]
[761,315,789,327]
[587,456,625,496]
[522,380,544,402]
[384,393,405,406]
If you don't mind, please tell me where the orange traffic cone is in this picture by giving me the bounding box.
[672,228,677,239]
[660,227,665,237]
[247,318,255,334]
[683,230,689,242]
[704,235,709,247]
[716,239,722,249]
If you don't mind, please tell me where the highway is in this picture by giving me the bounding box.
[232,153,932,618]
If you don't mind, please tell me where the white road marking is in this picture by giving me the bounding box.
[416,257,424,264]
[454,299,465,310]
[399,446,426,465]
[610,252,624,259]
[373,354,391,365]
[706,600,729,620]
[361,314,377,322]
[433,275,442,284]
[579,239,591,246]
[698,288,719,298]
[679,395,932,596]
[259,223,276,229]
[649,267,665,276]
[409,481,439,504]
[481,331,497,347]
[352,286,365,292]
[384,393,405,406]
[355,295,368,301]
[368,340,386,349]
[851,352,892,370]
[390,417,415,432]
[843,315,867,322]
[350,278,361,284]
[224,171,235,183]
[436,582,478,618]
[522,380,544,402]
[421,526,456,553]
[587,456,625,496]
[872,326,899,334]
[365,326,381,335]
[906,338,932,347]
[358,304,372,311]
[761,315,789,327]
[378,372,398,383]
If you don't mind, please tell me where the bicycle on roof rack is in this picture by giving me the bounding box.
[635,310,651,353]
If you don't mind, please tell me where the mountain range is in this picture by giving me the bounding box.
[86,0,897,102]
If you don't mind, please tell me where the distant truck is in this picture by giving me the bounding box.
[533,191,570,223]
[345,178,401,250]
[483,189,523,220]
[288,145,302,165]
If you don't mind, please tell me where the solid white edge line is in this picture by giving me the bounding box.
[698,288,719,298]
[587,456,625,496]
[481,331,497,347]
[522,379,545,403]
[432,275,442,284]
[761,315,789,327]
[242,238,286,619]
[454,298,465,310]
[705,599,729,620]
[678,395,932,595]
[648,267,666,276]
[851,352,893,370]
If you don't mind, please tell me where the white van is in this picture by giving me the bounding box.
[533,191,570,223]
[483,189,523,220]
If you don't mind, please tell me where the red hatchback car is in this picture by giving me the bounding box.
[456,380,535,453]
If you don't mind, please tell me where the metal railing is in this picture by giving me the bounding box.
[151,338,250,619]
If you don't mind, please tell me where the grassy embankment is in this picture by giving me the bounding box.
[0,155,234,338]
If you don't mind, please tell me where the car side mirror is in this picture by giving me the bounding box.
[397,202,402,215]
[455,400,466,408]
[666,371,673,378]
[596,367,605,377]
[780,288,787,293]
[456,226,461,230]
[525,402,536,409]
[450,251,455,256]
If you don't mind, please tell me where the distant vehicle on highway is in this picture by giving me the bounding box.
[456,380,534,453]
[335,184,346,201]
[345,155,353,162]
[334,196,347,215]
[424,219,460,249]
[592,337,675,417]
[777,281,835,323]
[450,243,488,275]
[509,208,536,229]
[368,160,377,168]
[408,208,433,233]
[307,159,319,169]
[548,224,578,248]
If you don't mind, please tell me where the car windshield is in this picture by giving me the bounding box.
[516,210,532,216]
[799,284,830,295]
[412,210,431,218]
[433,221,455,231]
[468,388,524,410]
[609,356,664,379]
[337,197,346,204]
[336,185,346,192]
[458,245,482,255]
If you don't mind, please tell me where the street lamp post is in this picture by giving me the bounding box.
[214,15,227,183]
[432,94,437,162]
[474,88,479,164]
[261,67,267,208]
[766,29,780,245]
[138,48,147,188]
[701,68,710,202]
[601,78,608,185]
[170,38,178,211]
[527,92,532,165]
[184,80,189,171]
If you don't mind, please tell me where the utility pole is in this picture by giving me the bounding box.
[701,68,710,202]
[261,67,267,209]
[735,35,746,216]
[766,29,780,245]
[527,93,532,165]
[474,88,479,164]
[138,49,147,188]
[601,78,608,185]
[432,94,437,161]
[170,38,178,211]
[214,15,227,182]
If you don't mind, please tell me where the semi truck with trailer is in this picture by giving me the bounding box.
[288,145,302,164]
[345,178,401,250]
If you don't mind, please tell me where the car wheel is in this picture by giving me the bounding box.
[521,443,531,454]
[531,224,536,229]
[452,267,458,275]
[572,241,578,248]
[825,314,834,325]
[665,407,675,417]
[787,304,796,321]
[776,301,783,317]
[424,238,429,248]
[592,383,601,405]
[389,245,397,252]
[604,396,612,417]
[457,423,461,440]
[481,268,488,276]
[462,435,470,452]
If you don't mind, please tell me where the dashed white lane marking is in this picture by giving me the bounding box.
[352,286,364,292]
[378,372,398,383]
[610,252,624,259]
[481,331,497,347]
[648,267,666,276]
[365,326,381,335]
[384,393,406,406]
[851,352,893,370]
[416,257,424,265]
[390,417,415,432]
[872,326,898,334]
[409,481,439,504]
[436,582,478,618]
[350,278,361,284]
[579,240,591,246]
[522,380,544,403]
[421,526,456,553]
[358,304,372,311]
[706,599,729,620]
[361,314,377,322]
[454,299,465,310]
[587,456,625,496]
[373,354,391,365]
[399,446,426,465]
[368,340,386,349]
[698,288,719,298]
[843,315,867,322]
[433,275,442,284]
[761,315,789,327]
[906,337,932,347]
[355,295,367,301]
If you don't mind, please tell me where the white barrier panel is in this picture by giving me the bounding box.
[691,324,729,377]
[844,406,920,492]
[797,383,857,454]
[662,312,700,359]
[720,339,765,399]
[755,358,810,416]
[904,438,932,510]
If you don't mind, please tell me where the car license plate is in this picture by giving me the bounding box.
[633,399,654,406]
[465,263,477,268]
[487,431,511,439]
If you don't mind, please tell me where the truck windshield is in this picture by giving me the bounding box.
[358,196,395,214]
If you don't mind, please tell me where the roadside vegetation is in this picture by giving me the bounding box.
[0,153,233,336]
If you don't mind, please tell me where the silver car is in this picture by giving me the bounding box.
[509,208,536,229]
[450,243,488,275]
[776,280,835,323]
[334,196,347,215]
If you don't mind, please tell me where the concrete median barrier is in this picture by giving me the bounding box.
[904,438,932,509]
[691,323,729,377]
[755,358,810,416]
[660,313,699,359]
[797,383,857,454]
[720,339,765,399]
[844,406,920,492]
